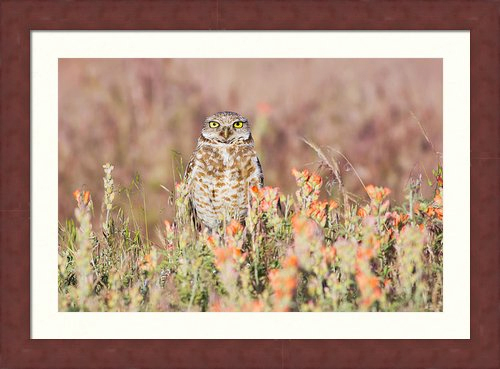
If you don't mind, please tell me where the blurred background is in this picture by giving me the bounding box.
[59,58,442,229]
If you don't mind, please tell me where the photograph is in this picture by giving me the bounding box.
[4,0,494,364]
[58,58,443,312]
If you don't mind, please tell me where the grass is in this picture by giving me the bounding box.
[58,146,443,312]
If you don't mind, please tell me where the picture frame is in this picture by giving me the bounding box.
[1,1,498,368]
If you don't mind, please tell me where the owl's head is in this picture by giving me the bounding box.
[201,111,251,143]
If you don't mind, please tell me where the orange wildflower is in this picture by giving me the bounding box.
[291,168,310,179]
[213,247,231,267]
[309,173,322,187]
[250,186,280,212]
[268,266,298,312]
[283,254,298,268]
[385,211,409,229]
[213,243,246,268]
[306,200,328,226]
[366,185,391,202]
[260,186,280,212]
[357,207,368,217]
[303,182,313,195]
[291,215,318,238]
[240,299,265,312]
[250,185,260,195]
[83,191,90,204]
[357,247,374,260]
[356,272,382,308]
[232,247,242,259]
[226,219,244,237]
[73,189,90,206]
[365,185,376,198]
[368,276,379,289]
[251,300,265,312]
[206,235,216,248]
[210,301,223,312]
[284,276,297,291]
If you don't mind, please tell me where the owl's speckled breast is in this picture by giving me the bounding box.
[188,141,262,229]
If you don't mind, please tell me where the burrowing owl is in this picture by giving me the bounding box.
[184,111,264,229]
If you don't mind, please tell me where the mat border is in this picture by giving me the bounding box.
[1,1,498,368]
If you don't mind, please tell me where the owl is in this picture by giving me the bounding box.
[184,111,264,230]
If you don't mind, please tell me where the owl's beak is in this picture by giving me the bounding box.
[222,127,230,140]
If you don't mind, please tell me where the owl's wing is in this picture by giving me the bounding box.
[254,156,264,187]
[183,153,196,185]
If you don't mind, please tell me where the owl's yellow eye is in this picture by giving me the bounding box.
[209,121,220,128]
[233,121,244,129]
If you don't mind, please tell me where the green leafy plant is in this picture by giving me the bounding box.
[59,154,443,312]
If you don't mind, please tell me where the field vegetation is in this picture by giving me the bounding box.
[58,59,443,312]
[59,148,443,312]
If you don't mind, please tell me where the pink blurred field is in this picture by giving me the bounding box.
[59,59,442,228]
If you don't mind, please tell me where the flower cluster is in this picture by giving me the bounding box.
[415,187,443,222]
[292,168,322,209]
[355,220,383,310]
[250,185,280,213]
[358,184,391,217]
[73,189,91,208]
[248,185,281,233]
[268,254,298,311]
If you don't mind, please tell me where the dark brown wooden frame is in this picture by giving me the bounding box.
[0,0,498,368]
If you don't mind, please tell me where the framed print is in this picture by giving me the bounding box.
[37,32,460,337]
[1,1,499,368]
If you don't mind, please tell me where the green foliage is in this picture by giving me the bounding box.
[59,161,443,312]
